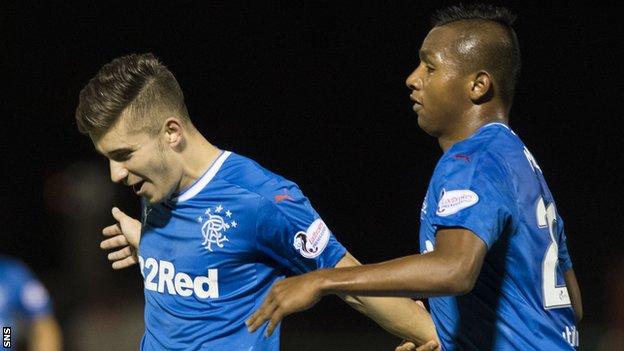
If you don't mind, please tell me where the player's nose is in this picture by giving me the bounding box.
[109,160,129,184]
[405,65,423,91]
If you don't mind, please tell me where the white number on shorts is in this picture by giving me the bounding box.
[536,197,571,309]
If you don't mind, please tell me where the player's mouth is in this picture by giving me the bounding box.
[410,96,423,112]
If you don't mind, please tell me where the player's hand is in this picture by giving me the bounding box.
[395,340,439,351]
[246,272,323,336]
[100,207,142,269]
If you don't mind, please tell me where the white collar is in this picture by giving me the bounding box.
[174,151,232,203]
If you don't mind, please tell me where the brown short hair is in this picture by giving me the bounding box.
[75,53,190,135]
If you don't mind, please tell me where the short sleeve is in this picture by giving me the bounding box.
[12,263,53,320]
[255,185,346,275]
[431,154,514,249]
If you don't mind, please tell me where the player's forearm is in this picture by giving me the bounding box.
[29,316,62,351]
[318,253,473,298]
[335,253,438,343]
[342,294,438,345]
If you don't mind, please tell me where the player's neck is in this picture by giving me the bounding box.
[177,134,221,191]
[438,106,508,152]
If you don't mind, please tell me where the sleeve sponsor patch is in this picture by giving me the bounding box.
[436,189,479,217]
[293,219,330,258]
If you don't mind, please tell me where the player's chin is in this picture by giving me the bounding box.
[142,191,162,204]
[417,114,435,135]
[145,195,164,205]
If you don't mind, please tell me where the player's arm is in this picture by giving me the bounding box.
[13,263,63,351]
[247,228,486,334]
[557,224,582,322]
[321,228,486,296]
[29,315,62,351]
[334,252,439,349]
[564,269,582,322]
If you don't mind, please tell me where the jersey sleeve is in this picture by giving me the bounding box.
[11,262,53,320]
[255,185,346,275]
[430,153,515,249]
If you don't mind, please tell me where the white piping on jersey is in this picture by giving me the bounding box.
[481,122,510,130]
[175,151,232,202]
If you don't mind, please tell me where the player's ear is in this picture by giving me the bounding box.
[469,71,493,104]
[163,117,185,149]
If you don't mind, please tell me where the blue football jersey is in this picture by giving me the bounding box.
[419,123,578,350]
[137,151,346,350]
[0,256,53,349]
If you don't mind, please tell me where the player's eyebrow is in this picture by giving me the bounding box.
[419,49,434,63]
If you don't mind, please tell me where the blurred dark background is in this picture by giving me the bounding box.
[2,0,622,349]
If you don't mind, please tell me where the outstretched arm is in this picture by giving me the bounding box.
[334,253,439,349]
[319,229,485,296]
[246,228,486,334]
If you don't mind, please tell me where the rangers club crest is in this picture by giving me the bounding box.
[196,204,238,252]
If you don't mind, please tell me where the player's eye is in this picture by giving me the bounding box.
[110,151,133,162]
[426,65,435,74]
[116,153,132,161]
